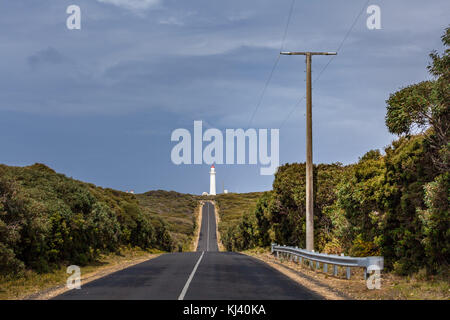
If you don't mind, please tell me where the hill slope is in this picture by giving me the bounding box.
[0,164,196,276]
[135,190,200,251]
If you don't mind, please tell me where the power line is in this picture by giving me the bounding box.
[312,0,371,83]
[279,0,371,129]
[247,54,281,127]
[247,0,296,128]
[279,0,296,51]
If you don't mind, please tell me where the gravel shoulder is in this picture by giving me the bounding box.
[243,249,449,300]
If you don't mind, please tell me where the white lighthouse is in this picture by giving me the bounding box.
[209,164,216,196]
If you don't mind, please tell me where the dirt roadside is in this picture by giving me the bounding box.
[244,250,449,300]
[192,201,203,251]
[212,200,225,251]
[24,252,161,300]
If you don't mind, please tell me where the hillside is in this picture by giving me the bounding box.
[135,190,200,251]
[0,164,197,276]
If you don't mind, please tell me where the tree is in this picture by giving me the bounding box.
[386,27,449,173]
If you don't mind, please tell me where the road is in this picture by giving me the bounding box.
[54,202,322,300]
[196,201,219,252]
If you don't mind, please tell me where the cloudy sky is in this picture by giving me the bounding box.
[0,0,448,194]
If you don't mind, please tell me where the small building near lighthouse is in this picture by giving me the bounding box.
[209,165,216,196]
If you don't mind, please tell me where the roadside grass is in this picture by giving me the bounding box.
[244,248,450,300]
[0,247,163,300]
[191,201,204,251]
[387,273,449,300]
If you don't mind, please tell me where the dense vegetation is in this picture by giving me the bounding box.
[214,192,263,251]
[0,164,177,276]
[220,28,449,276]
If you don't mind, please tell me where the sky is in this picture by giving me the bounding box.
[0,0,448,194]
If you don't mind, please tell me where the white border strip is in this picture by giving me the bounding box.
[207,204,210,251]
[178,251,205,300]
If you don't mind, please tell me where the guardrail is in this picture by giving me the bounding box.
[271,243,383,280]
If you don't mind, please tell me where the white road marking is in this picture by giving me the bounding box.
[207,204,210,252]
[178,251,204,300]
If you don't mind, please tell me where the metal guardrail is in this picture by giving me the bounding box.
[271,243,383,280]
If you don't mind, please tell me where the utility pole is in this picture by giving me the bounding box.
[280,51,337,252]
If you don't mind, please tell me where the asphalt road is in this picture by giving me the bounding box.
[54,202,322,300]
[196,201,219,252]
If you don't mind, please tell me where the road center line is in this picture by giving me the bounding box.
[178,251,205,300]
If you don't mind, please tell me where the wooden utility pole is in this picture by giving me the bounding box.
[280,51,337,252]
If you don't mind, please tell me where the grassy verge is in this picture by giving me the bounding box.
[0,247,163,300]
[190,201,204,251]
[244,248,449,300]
[212,201,225,251]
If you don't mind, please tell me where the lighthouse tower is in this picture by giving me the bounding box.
[209,165,216,196]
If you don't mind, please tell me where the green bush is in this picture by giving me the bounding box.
[0,163,175,276]
[418,173,450,274]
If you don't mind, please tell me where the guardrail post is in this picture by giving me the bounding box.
[346,267,351,280]
[316,261,320,270]
[309,250,314,269]
[333,265,338,276]
[323,263,328,273]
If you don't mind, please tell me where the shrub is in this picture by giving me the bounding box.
[0,163,176,276]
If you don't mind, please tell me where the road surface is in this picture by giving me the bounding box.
[54,202,322,300]
[196,201,219,252]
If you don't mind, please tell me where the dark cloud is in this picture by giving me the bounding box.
[27,47,66,68]
[0,0,449,193]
